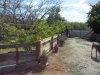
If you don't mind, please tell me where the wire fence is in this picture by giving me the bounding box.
[69,29,93,39]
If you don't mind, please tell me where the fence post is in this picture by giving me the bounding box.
[35,40,41,62]
[50,36,53,50]
[57,34,60,45]
[80,29,82,38]
[15,47,19,65]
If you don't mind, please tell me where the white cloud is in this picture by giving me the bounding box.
[62,1,91,12]
[79,0,86,4]
[60,10,87,22]
[60,11,83,18]
[60,0,91,22]
[85,0,100,4]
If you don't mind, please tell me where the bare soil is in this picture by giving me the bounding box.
[2,38,100,75]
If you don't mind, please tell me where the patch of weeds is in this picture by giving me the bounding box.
[41,50,48,57]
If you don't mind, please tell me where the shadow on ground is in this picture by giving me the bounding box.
[91,56,100,63]
[2,56,48,75]
[31,56,48,73]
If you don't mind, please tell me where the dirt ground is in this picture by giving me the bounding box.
[2,38,100,75]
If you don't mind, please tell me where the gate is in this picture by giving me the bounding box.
[69,29,93,39]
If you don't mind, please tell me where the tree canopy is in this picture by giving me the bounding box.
[87,2,100,34]
[46,6,65,28]
[0,2,67,44]
[0,0,61,25]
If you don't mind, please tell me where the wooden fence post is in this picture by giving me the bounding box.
[80,29,82,38]
[57,34,60,45]
[15,47,19,65]
[35,40,41,62]
[50,36,53,50]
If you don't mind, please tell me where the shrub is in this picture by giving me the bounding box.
[41,50,48,57]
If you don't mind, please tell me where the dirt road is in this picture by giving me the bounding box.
[40,37,100,75]
[4,38,100,75]
[60,38,100,75]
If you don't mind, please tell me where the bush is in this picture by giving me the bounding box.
[41,50,48,57]
[3,20,67,44]
[59,35,65,46]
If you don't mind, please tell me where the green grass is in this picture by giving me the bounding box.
[0,48,24,54]
[0,47,35,54]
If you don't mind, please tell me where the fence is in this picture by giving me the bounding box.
[69,29,93,39]
[0,42,35,65]
[41,35,58,52]
[0,32,67,73]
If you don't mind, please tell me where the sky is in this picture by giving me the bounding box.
[60,0,100,22]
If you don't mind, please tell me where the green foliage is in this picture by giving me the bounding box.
[54,20,66,33]
[4,19,67,44]
[87,2,100,33]
[5,25,17,36]
[17,29,30,43]
[47,6,63,27]
[46,6,67,36]
[2,6,67,44]
[67,22,90,30]
[0,19,4,24]
[5,25,35,44]
[5,25,18,44]
[0,4,67,45]
[34,20,67,40]
[41,50,48,57]
[47,6,60,25]
[34,21,50,40]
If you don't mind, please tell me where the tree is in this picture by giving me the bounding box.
[0,0,61,25]
[46,5,67,35]
[46,6,62,26]
[87,2,100,34]
[0,0,23,23]
[23,0,62,29]
[0,0,63,43]
[8,0,23,23]
[0,0,9,22]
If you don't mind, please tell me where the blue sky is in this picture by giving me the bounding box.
[23,0,99,22]
[60,0,100,22]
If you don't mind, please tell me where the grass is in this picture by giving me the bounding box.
[0,47,35,54]
[0,48,23,54]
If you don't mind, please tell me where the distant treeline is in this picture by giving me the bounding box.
[67,22,90,30]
